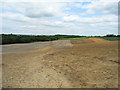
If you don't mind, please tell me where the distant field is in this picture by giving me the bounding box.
[59,37,88,40]
[60,37,120,41]
[100,37,120,41]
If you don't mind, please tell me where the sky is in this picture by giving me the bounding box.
[0,0,119,36]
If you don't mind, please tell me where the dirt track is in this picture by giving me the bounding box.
[2,38,119,88]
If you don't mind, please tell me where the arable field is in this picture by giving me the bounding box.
[2,38,119,88]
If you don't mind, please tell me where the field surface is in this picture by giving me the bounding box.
[2,38,119,88]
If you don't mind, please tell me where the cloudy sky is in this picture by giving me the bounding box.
[0,0,119,36]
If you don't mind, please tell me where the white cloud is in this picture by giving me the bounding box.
[0,0,118,35]
[1,12,31,22]
[87,1,118,15]
[63,14,117,23]
[1,2,67,18]
[74,0,118,15]
[1,0,119,2]
[25,2,67,18]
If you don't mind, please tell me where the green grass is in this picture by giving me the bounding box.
[100,37,120,41]
[59,37,88,40]
[59,37,120,41]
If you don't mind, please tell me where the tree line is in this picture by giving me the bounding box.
[1,34,84,44]
[1,34,120,45]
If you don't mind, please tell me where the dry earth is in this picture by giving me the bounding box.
[1,38,119,88]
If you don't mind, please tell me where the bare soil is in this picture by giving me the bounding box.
[2,38,119,88]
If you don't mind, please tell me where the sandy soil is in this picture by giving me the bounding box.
[2,38,119,88]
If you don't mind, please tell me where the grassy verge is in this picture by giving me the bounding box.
[59,37,88,40]
[60,37,120,41]
[99,37,120,41]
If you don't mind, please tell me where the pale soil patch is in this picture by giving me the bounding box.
[2,38,119,88]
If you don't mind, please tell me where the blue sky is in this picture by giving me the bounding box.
[0,0,118,36]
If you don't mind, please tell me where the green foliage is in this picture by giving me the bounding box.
[1,34,85,44]
[1,34,120,45]
[100,37,120,41]
[105,34,118,37]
